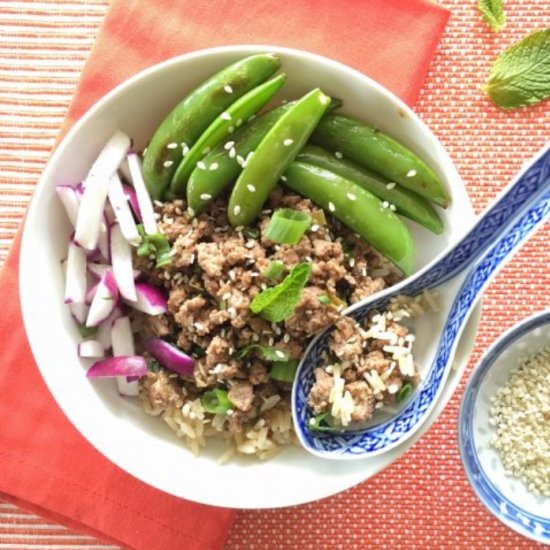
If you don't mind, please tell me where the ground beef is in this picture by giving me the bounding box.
[228,382,255,412]
[307,368,334,414]
[141,370,184,409]
[329,317,363,362]
[345,381,376,422]
[286,287,340,337]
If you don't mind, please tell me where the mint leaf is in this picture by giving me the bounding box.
[250,262,311,322]
[478,0,505,32]
[236,344,290,362]
[483,29,550,110]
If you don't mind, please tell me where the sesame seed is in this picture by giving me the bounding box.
[197,161,207,170]
[224,85,233,94]
[334,151,343,159]
[386,182,396,190]
[200,193,212,201]
[143,147,148,156]
[221,112,232,120]
[275,350,285,359]
[187,207,195,217]
[181,143,189,155]
[233,205,241,216]
[283,138,294,146]
[236,118,243,127]
[166,142,178,149]
[283,333,290,343]
[407,169,417,177]
[320,94,330,105]
[347,192,357,201]
[224,141,235,150]
[382,201,390,208]
[349,258,355,267]
[389,204,397,211]
[247,184,256,193]
[268,337,275,347]
[228,126,235,133]
[246,151,254,162]
[229,147,237,159]
[281,175,287,182]
[236,155,246,166]
[328,202,336,212]
[281,99,288,104]
[163,160,174,168]
[310,224,319,232]
[209,162,219,171]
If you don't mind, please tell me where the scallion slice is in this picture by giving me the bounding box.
[396,381,413,403]
[264,208,311,245]
[263,260,285,280]
[307,412,341,433]
[137,224,172,267]
[201,388,232,414]
[237,344,290,362]
[269,359,299,382]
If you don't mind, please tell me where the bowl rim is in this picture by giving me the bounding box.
[20,43,476,508]
[458,308,550,544]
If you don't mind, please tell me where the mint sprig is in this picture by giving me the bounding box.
[250,262,311,322]
[483,29,550,110]
[236,344,290,362]
[478,0,505,32]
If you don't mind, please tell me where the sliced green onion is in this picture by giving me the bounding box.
[147,357,160,373]
[219,299,227,310]
[237,344,290,362]
[307,412,341,433]
[263,260,285,280]
[264,208,312,245]
[397,381,413,403]
[201,388,232,414]
[269,359,299,382]
[78,324,98,338]
[317,295,331,305]
[242,227,260,239]
[137,224,172,268]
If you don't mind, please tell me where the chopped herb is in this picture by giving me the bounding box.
[147,357,160,373]
[201,388,232,414]
[262,260,285,280]
[318,295,331,305]
[237,344,290,362]
[242,227,260,239]
[250,262,312,322]
[269,359,299,382]
[190,344,206,359]
[137,224,172,267]
[308,412,341,433]
[397,381,413,403]
[78,325,98,338]
[219,299,227,310]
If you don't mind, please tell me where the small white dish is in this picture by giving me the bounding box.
[20,44,478,509]
[458,310,550,544]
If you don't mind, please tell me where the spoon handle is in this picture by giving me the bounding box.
[408,144,550,294]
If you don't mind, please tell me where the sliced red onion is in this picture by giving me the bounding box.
[111,223,137,302]
[126,282,167,315]
[86,355,148,378]
[85,282,99,305]
[122,183,142,220]
[108,174,140,244]
[86,270,119,327]
[143,337,194,376]
[70,302,89,324]
[88,262,140,280]
[111,316,139,396]
[75,131,131,250]
[78,340,105,358]
[56,185,80,227]
[127,153,157,235]
[96,306,123,350]
[64,241,87,304]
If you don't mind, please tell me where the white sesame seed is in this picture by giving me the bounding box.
[386,182,396,190]
[389,204,397,212]
[407,169,417,177]
[166,142,178,149]
[233,205,241,216]
[328,201,336,212]
[197,161,206,170]
[236,118,243,127]
[246,151,254,162]
[228,126,235,133]
[247,184,256,193]
[335,151,343,159]
[187,207,195,217]
[224,141,235,150]
[209,162,219,171]
[310,224,319,232]
[200,193,212,201]
[283,333,290,343]
[275,350,285,359]
[163,160,174,168]
[347,193,356,201]
[229,147,237,159]
[181,143,189,155]
[283,138,294,147]
[382,201,390,208]
[236,155,246,167]
[224,85,233,94]
[320,94,330,105]
[281,175,287,182]
[221,112,232,120]
[349,258,355,267]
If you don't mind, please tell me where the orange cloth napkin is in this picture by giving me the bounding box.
[0,1,449,549]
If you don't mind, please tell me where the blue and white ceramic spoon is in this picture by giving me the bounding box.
[292,143,550,460]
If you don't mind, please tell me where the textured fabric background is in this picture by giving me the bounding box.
[0,0,549,548]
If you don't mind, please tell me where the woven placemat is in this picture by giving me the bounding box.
[0,0,548,547]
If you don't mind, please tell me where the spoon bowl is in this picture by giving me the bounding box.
[292,143,550,459]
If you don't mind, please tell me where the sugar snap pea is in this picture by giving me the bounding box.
[228,88,331,227]
[296,145,443,234]
[169,73,286,198]
[142,53,280,200]
[187,98,343,214]
[282,161,415,275]
[311,114,451,208]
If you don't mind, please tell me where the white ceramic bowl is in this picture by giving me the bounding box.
[20,45,478,509]
[459,310,550,544]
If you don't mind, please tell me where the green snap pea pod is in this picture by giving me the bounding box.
[142,53,281,200]
[296,145,444,234]
[228,88,331,227]
[170,73,286,197]
[311,114,451,208]
[187,98,343,214]
[282,161,415,276]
